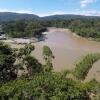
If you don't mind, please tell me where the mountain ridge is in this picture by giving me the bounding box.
[0,12,39,22]
[0,12,100,22]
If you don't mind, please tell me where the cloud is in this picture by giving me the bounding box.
[38,9,100,17]
[37,11,67,17]
[68,9,100,16]
[0,9,100,17]
[0,9,33,14]
[81,10,100,16]
[80,0,97,8]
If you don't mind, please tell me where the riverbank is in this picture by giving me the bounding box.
[47,25,99,42]
[0,28,100,81]
[69,29,100,42]
[49,27,100,42]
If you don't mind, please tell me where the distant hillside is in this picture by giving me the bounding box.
[0,12,39,22]
[0,12,100,22]
[42,14,100,20]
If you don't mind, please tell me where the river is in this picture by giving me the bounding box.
[33,28,100,81]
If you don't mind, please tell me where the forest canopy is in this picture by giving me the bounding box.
[2,17,100,41]
[2,20,47,38]
[45,18,100,41]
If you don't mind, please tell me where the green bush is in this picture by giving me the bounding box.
[73,53,100,80]
[0,72,90,100]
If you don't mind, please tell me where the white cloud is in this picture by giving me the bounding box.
[0,9,100,17]
[0,9,33,14]
[68,9,100,16]
[38,10,100,17]
[81,10,100,16]
[80,0,97,8]
[37,11,67,17]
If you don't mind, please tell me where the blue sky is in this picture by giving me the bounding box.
[0,0,99,16]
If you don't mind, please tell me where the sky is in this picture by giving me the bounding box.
[0,0,100,16]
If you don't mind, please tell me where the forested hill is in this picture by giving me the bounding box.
[42,14,86,20]
[42,14,100,20]
[0,12,39,22]
[0,12,100,22]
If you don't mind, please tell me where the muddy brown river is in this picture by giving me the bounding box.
[33,28,100,81]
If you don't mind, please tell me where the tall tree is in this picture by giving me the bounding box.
[0,42,17,83]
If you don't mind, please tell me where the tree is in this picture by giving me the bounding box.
[3,20,47,38]
[43,46,54,72]
[19,44,35,56]
[73,53,100,80]
[24,55,42,75]
[0,42,17,83]
[16,44,43,76]
[0,72,91,100]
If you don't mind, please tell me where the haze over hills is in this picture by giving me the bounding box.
[0,12,100,22]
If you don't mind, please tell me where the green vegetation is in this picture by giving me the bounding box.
[2,17,100,41]
[43,46,54,72]
[69,19,100,40]
[0,72,91,100]
[0,14,100,99]
[0,42,100,100]
[16,44,42,76]
[1,17,100,99]
[0,42,43,83]
[45,18,100,41]
[0,42,17,83]
[3,20,47,38]
[73,53,100,80]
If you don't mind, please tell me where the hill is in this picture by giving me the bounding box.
[0,12,100,22]
[0,12,39,22]
[42,14,100,20]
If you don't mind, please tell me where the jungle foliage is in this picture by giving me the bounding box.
[2,20,47,38]
[73,53,100,80]
[0,42,100,100]
[45,18,100,40]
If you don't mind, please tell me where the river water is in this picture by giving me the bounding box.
[33,28,100,81]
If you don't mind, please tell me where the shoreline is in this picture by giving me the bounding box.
[53,27,100,43]
[0,27,100,81]
[0,27,100,49]
[66,28,100,42]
